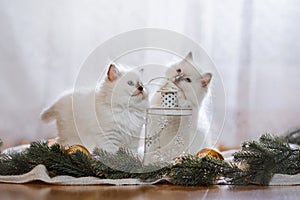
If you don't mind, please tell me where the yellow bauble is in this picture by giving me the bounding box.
[66,144,92,159]
[195,148,224,160]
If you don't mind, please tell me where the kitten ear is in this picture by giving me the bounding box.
[185,52,193,61]
[201,73,212,87]
[107,64,121,82]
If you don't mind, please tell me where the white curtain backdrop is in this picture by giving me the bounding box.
[1,0,300,148]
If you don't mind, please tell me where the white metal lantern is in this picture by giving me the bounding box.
[143,79,193,165]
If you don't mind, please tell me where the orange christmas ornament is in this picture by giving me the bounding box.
[195,148,224,160]
[66,144,92,159]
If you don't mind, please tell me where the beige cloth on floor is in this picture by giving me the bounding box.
[0,164,299,186]
[0,164,166,185]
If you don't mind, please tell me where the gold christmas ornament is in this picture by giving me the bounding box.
[195,148,224,160]
[66,144,92,159]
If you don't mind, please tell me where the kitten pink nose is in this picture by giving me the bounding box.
[173,74,183,83]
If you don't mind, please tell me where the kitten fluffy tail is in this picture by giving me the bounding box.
[40,105,56,123]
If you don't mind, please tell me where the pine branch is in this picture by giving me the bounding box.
[0,152,32,175]
[220,160,250,185]
[92,148,137,179]
[1,131,300,186]
[170,155,221,186]
[12,141,97,177]
[92,147,170,180]
[283,127,300,145]
[0,142,148,179]
[0,139,3,156]
[232,133,300,185]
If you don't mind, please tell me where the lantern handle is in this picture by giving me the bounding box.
[145,76,181,92]
[144,77,170,88]
[146,77,170,85]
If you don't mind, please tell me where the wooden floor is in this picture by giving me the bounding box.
[0,183,299,200]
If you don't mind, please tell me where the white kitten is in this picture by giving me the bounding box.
[145,52,212,163]
[41,64,149,154]
[164,52,212,149]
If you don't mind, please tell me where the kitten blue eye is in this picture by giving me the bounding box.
[185,78,191,83]
[127,81,134,86]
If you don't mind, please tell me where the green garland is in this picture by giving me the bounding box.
[0,131,300,186]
